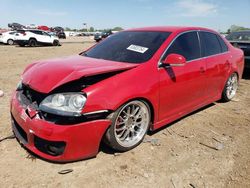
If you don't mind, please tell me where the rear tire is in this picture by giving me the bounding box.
[7,39,14,45]
[221,73,238,102]
[29,39,37,47]
[53,40,59,46]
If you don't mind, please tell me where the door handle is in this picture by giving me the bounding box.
[200,67,205,73]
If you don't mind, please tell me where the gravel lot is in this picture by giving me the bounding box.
[0,37,249,188]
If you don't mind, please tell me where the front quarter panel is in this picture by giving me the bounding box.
[82,62,160,123]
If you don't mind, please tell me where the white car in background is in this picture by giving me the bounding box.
[0,31,16,45]
[14,29,60,47]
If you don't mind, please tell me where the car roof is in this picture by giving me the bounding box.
[126,26,216,33]
[4,31,16,33]
[17,29,47,32]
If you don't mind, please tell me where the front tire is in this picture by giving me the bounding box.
[104,100,151,152]
[221,73,238,102]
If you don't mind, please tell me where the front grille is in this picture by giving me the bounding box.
[12,116,28,143]
[22,84,46,105]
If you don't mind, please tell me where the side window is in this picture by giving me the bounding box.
[37,31,43,35]
[217,35,228,53]
[200,32,222,56]
[42,32,50,36]
[31,31,43,35]
[163,32,200,61]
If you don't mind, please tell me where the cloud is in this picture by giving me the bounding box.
[36,10,68,16]
[176,0,218,17]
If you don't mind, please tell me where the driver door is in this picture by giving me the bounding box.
[158,31,208,122]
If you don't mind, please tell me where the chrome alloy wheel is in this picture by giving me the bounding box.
[226,73,238,100]
[114,101,150,148]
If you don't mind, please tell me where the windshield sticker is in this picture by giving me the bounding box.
[127,45,148,53]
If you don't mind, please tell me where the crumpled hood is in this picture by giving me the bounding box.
[22,55,138,93]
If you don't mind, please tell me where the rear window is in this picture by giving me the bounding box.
[217,35,228,52]
[83,31,171,63]
[30,30,43,35]
[200,32,222,57]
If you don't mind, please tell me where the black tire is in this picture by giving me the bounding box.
[221,73,238,102]
[7,39,14,45]
[104,100,151,152]
[53,40,59,46]
[29,39,37,47]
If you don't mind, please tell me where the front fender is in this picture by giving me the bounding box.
[82,62,160,123]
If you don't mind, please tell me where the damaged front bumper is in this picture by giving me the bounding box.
[10,91,111,162]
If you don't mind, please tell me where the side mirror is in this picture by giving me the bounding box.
[161,53,186,67]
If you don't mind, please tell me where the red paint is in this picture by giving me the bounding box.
[37,25,50,31]
[162,53,186,66]
[22,55,138,93]
[11,26,244,162]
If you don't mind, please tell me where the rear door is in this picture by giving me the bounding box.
[30,30,43,43]
[158,31,207,122]
[199,31,230,99]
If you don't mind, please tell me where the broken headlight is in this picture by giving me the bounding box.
[39,93,86,117]
[16,80,23,91]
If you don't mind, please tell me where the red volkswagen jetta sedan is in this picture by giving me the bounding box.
[10,27,244,162]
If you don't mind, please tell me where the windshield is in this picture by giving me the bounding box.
[226,31,250,41]
[83,31,171,63]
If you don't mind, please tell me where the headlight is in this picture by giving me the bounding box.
[39,93,87,116]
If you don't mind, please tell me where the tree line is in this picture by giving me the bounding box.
[64,26,123,32]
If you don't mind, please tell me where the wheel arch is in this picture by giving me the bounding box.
[127,97,155,126]
[221,71,239,102]
[29,37,37,41]
[100,97,155,150]
[107,97,155,130]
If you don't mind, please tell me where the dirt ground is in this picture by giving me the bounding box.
[0,37,250,188]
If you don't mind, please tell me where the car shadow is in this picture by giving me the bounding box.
[99,142,117,155]
[148,103,215,135]
[242,68,250,80]
[100,103,215,155]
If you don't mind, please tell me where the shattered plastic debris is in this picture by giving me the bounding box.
[114,153,121,156]
[216,143,224,150]
[143,137,161,146]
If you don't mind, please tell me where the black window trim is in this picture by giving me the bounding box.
[158,30,230,68]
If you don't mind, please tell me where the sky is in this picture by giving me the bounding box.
[0,0,249,31]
